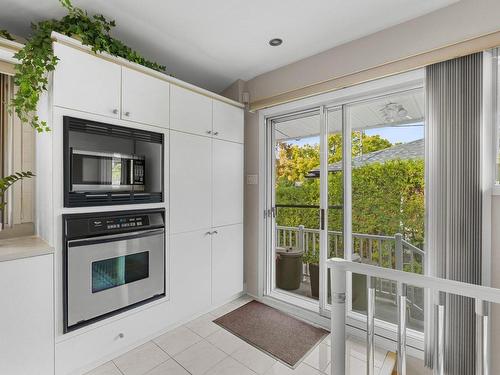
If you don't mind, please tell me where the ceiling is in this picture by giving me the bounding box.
[0,0,458,92]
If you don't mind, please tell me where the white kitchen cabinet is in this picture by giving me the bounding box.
[170,130,212,234]
[121,67,170,127]
[211,224,244,305]
[0,254,54,375]
[170,85,213,137]
[53,43,121,119]
[170,230,212,320]
[213,100,244,143]
[212,139,244,227]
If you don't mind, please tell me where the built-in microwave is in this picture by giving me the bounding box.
[64,116,164,207]
[70,149,146,192]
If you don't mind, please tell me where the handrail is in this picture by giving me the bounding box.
[327,258,493,375]
[327,258,500,304]
[401,239,425,256]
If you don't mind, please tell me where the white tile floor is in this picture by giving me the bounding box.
[85,296,395,375]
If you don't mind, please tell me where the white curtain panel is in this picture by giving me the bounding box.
[425,52,483,374]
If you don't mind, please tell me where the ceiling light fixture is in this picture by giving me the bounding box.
[380,102,411,122]
[269,38,283,47]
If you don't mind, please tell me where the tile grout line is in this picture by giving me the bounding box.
[171,356,194,375]
[228,346,276,375]
[143,341,195,375]
[111,359,126,375]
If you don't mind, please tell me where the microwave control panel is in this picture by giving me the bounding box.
[132,160,145,185]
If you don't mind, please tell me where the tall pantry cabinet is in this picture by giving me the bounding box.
[169,85,244,319]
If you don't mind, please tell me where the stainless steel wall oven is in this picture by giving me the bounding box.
[63,208,165,332]
[63,116,164,207]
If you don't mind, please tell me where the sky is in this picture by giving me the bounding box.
[286,123,424,147]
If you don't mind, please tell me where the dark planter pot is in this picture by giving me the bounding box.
[275,250,303,290]
[308,263,330,299]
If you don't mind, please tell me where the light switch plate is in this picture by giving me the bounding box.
[246,174,258,185]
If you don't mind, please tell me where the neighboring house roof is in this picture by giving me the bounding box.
[306,138,424,178]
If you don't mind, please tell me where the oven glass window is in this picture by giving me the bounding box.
[92,251,149,293]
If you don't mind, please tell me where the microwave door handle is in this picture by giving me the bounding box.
[130,159,134,185]
[69,147,73,192]
[67,228,165,245]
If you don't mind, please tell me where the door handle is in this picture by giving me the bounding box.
[68,228,165,245]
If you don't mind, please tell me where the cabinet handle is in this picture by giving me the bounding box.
[213,131,219,136]
[206,130,212,135]
[205,231,212,235]
[124,111,131,117]
[118,333,125,339]
[212,230,218,235]
[112,109,119,114]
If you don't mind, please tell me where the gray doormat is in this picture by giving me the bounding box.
[213,300,328,368]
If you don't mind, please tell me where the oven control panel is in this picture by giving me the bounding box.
[90,215,150,232]
[64,209,165,239]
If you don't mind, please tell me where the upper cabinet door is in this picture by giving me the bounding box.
[121,67,170,128]
[213,100,244,143]
[170,131,212,234]
[170,85,212,137]
[212,139,243,227]
[52,43,121,119]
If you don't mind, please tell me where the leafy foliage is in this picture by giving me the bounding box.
[11,0,166,133]
[0,29,14,41]
[0,172,35,210]
[275,133,424,266]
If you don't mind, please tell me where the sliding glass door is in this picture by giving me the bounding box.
[345,89,425,332]
[265,79,425,334]
[268,109,322,306]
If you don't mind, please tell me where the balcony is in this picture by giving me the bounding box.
[275,222,425,332]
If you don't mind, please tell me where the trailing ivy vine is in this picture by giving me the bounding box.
[11,0,166,133]
[0,0,165,213]
[0,30,14,41]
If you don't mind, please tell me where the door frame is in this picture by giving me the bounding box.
[259,69,427,352]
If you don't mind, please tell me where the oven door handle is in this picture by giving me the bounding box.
[67,228,165,247]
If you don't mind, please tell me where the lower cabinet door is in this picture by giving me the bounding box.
[211,224,243,305]
[170,229,212,320]
[0,254,54,375]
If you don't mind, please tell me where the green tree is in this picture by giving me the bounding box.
[275,134,424,253]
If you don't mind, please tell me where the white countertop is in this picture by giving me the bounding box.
[0,236,54,262]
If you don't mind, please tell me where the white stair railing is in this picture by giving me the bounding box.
[328,258,496,375]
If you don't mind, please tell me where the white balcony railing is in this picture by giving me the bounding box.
[276,225,425,316]
[327,258,496,375]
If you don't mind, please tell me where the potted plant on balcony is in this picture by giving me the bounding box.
[302,250,331,299]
